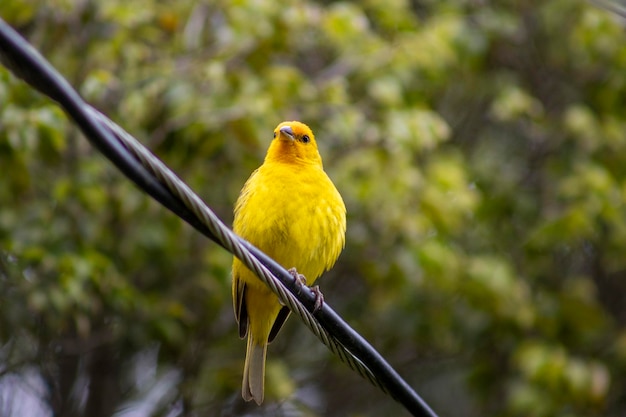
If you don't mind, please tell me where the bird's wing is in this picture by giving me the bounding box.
[268,306,291,343]
[234,274,249,339]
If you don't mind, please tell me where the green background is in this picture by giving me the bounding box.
[1,0,625,416]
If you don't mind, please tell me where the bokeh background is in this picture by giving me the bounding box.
[1,0,626,416]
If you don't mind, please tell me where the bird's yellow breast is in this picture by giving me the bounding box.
[233,160,346,284]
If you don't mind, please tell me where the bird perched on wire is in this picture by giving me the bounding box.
[232,121,346,404]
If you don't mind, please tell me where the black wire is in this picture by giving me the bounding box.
[0,18,438,417]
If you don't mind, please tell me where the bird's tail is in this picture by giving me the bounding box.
[242,335,267,404]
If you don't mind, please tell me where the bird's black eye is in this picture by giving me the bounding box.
[301,134,310,143]
[273,132,277,138]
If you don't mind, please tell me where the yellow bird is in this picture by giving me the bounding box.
[232,121,346,404]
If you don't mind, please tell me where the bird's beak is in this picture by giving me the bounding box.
[279,125,295,140]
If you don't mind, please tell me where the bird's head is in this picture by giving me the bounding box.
[265,121,323,167]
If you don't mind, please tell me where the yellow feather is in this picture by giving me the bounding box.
[232,121,346,404]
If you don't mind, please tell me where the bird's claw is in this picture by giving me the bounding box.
[288,267,306,285]
[288,268,324,313]
[310,285,324,313]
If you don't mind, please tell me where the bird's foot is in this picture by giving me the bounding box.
[288,268,324,313]
[287,267,306,285]
[310,285,324,313]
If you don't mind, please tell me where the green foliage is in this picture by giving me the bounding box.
[2,0,626,416]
